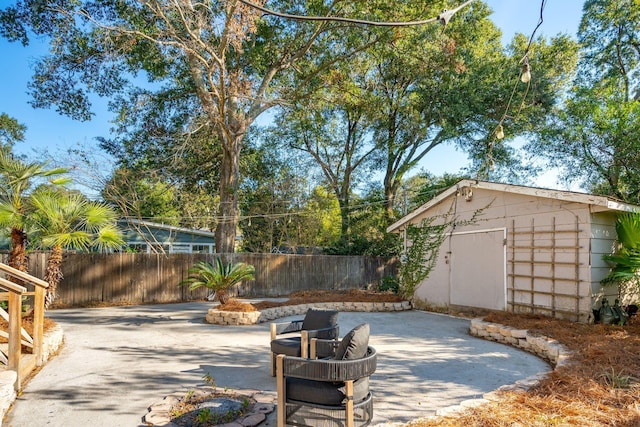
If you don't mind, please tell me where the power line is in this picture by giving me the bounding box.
[238,0,475,27]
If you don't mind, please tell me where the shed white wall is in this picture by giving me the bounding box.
[590,212,617,305]
[408,186,595,321]
[591,212,640,307]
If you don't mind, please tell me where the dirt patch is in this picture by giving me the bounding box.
[411,312,640,426]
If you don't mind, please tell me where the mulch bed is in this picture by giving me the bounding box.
[217,289,403,312]
[0,316,58,342]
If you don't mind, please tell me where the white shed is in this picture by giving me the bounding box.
[387,180,639,322]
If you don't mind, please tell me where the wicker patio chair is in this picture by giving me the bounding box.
[276,323,377,427]
[270,308,340,376]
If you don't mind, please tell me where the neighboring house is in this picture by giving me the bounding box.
[387,179,639,323]
[0,234,8,252]
[120,219,216,254]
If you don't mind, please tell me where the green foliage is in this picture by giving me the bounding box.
[181,258,255,304]
[527,0,640,201]
[103,167,182,225]
[403,172,469,214]
[195,407,212,424]
[1,0,423,253]
[0,113,26,151]
[29,187,124,252]
[239,138,339,252]
[324,232,400,257]
[379,276,400,294]
[602,212,640,287]
[600,367,639,390]
[0,149,69,271]
[398,203,488,299]
[398,215,451,299]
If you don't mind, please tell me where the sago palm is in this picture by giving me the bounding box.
[603,212,640,286]
[181,258,255,304]
[29,188,124,307]
[0,151,68,272]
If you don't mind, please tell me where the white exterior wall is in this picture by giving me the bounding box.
[591,212,640,308]
[408,186,594,321]
[590,212,617,306]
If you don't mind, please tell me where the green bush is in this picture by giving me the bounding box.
[380,276,400,294]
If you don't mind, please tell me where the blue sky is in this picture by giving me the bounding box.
[0,0,585,190]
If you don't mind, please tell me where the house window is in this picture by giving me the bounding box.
[192,245,212,254]
[170,244,192,254]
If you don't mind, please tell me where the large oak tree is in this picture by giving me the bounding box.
[0,0,420,252]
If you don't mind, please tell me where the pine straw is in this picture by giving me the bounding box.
[409,312,640,427]
[0,316,58,339]
[0,316,58,351]
[216,289,403,312]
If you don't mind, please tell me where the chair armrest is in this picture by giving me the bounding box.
[270,319,304,340]
[310,338,340,359]
[278,347,377,383]
[304,324,339,340]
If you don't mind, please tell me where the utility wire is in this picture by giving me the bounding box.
[237,0,475,27]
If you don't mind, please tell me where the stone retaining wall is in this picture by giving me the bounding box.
[469,318,572,366]
[205,301,412,325]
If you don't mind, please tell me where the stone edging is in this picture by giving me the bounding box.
[469,318,572,367]
[0,324,64,425]
[205,301,412,325]
[373,318,573,426]
[143,388,276,427]
[432,318,572,417]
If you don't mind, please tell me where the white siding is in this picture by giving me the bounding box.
[408,186,593,321]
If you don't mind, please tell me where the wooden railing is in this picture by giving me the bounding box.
[0,263,49,391]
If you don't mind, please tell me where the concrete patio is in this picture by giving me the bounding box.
[5,302,550,426]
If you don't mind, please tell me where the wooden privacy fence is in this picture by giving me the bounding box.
[1,253,398,308]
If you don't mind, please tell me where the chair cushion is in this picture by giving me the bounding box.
[286,377,370,405]
[334,323,369,360]
[271,337,302,357]
[302,308,339,331]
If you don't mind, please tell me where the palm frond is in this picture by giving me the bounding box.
[602,212,640,285]
[180,259,255,293]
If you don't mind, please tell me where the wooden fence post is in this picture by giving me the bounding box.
[33,286,46,365]
[8,291,22,391]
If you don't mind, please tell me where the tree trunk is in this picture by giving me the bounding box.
[44,245,64,309]
[383,182,397,222]
[9,227,28,273]
[215,133,242,253]
[217,289,230,305]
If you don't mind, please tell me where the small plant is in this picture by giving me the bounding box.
[180,258,255,304]
[241,397,250,411]
[202,372,216,389]
[379,276,400,294]
[170,408,186,418]
[600,367,638,389]
[196,407,213,424]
